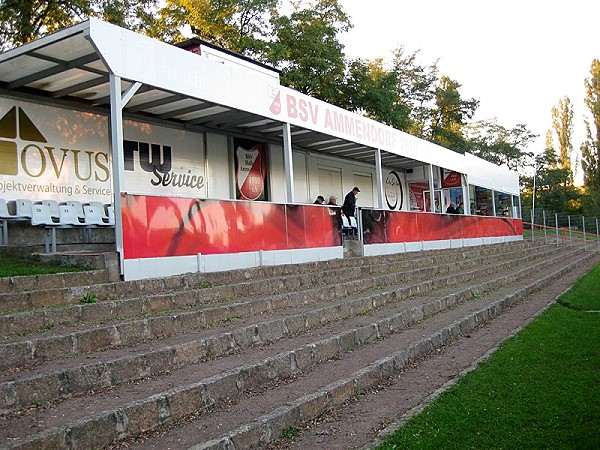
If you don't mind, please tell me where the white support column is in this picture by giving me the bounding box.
[375,148,384,209]
[109,75,141,276]
[462,174,470,214]
[282,122,295,203]
[428,164,436,212]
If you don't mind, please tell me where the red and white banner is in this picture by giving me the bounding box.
[235,139,267,201]
[120,194,342,259]
[441,169,462,188]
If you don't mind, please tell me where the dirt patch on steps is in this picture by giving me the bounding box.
[266,253,600,450]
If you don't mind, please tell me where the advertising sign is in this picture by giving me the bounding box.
[0,99,208,203]
[408,182,428,211]
[123,120,206,198]
[441,169,462,188]
[121,194,341,259]
[0,99,112,203]
[361,209,523,245]
[234,138,268,201]
[384,170,403,210]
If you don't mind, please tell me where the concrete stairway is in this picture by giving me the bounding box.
[0,240,597,449]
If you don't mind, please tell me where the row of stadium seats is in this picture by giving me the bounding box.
[0,198,114,251]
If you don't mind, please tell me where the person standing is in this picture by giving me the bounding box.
[313,195,325,204]
[327,196,338,205]
[342,187,360,218]
[455,202,464,214]
[446,202,456,214]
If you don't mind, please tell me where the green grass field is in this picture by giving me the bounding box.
[378,263,600,450]
[0,255,82,277]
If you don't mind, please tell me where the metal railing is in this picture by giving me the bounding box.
[521,209,600,250]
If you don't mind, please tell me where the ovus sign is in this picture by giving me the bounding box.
[0,98,207,203]
[0,99,112,202]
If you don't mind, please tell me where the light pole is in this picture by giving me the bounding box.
[530,160,542,233]
[532,169,536,225]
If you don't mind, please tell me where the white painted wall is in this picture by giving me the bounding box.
[205,132,230,199]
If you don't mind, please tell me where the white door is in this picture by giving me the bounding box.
[353,173,373,208]
[318,167,342,204]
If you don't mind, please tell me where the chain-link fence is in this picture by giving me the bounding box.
[521,209,600,250]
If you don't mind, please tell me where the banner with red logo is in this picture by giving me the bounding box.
[441,169,462,188]
[408,182,429,211]
[121,194,342,259]
[234,138,268,201]
[361,209,522,245]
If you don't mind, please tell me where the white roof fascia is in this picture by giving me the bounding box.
[463,152,520,195]
[86,18,275,117]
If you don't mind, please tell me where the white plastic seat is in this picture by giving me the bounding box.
[30,203,59,226]
[107,205,115,226]
[58,204,85,226]
[0,198,16,219]
[83,204,112,226]
[63,200,85,220]
[88,201,109,220]
[30,203,60,253]
[0,198,30,245]
[15,199,33,218]
[39,199,60,219]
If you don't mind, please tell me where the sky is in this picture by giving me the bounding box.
[337,0,599,179]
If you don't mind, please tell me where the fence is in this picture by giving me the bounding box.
[521,209,600,250]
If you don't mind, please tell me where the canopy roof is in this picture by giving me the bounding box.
[0,19,519,194]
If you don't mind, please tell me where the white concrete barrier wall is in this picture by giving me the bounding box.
[122,247,344,280]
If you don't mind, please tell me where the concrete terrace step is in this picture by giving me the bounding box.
[0,243,568,412]
[0,242,567,374]
[0,244,587,418]
[0,270,110,298]
[0,241,544,314]
[0,241,555,337]
[0,243,592,442]
[2,246,597,449]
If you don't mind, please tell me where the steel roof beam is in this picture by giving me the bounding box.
[7,53,100,89]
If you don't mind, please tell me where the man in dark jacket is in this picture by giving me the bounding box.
[342,187,360,217]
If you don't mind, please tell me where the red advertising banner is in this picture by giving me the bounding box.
[121,194,342,259]
[234,138,268,201]
[408,182,428,211]
[441,169,462,188]
[361,209,522,245]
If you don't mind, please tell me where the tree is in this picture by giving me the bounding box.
[463,120,537,172]
[581,59,600,190]
[464,120,538,171]
[267,0,350,105]
[0,0,160,50]
[156,0,279,55]
[428,76,479,152]
[0,0,91,49]
[341,58,411,130]
[551,96,574,184]
[534,148,580,214]
[389,46,439,137]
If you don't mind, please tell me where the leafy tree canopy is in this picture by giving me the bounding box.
[581,59,600,190]
[464,120,538,172]
[266,0,350,104]
[429,76,479,152]
[0,0,159,50]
